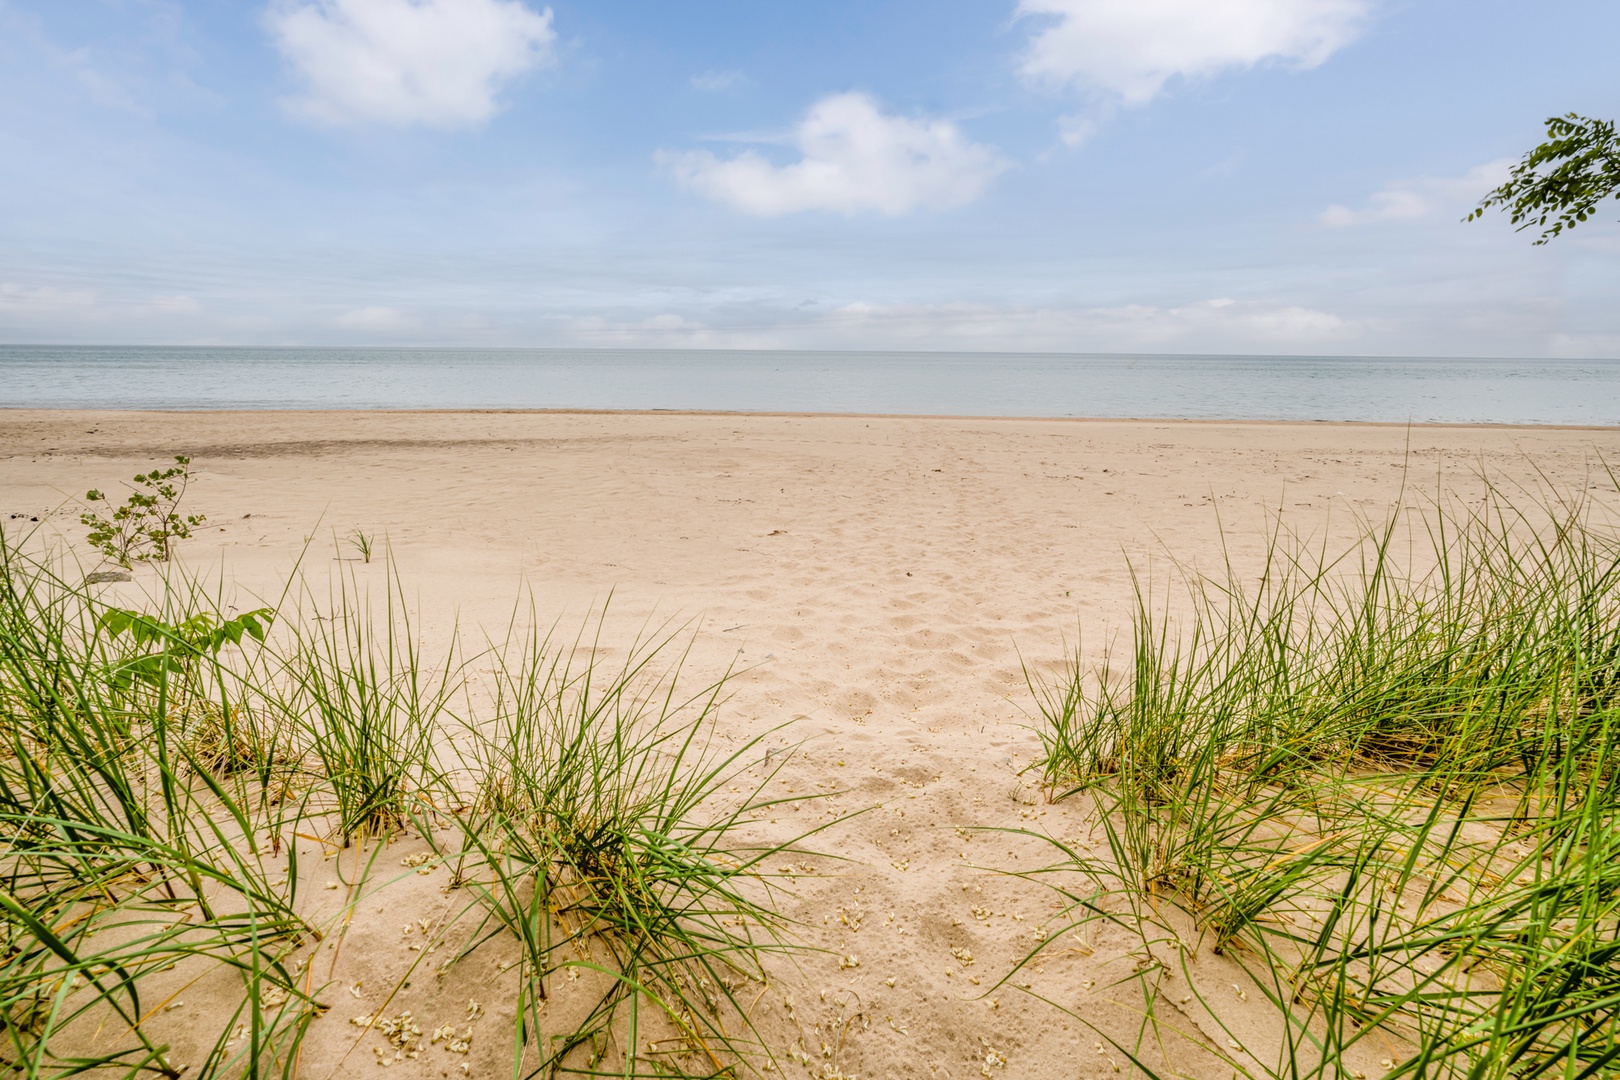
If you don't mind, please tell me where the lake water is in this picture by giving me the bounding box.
[1,346,1616,425]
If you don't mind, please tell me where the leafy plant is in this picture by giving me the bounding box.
[349,529,374,564]
[1469,113,1620,244]
[81,458,206,568]
[97,605,278,774]
[99,606,274,695]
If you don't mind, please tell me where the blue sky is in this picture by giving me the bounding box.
[1,0,1617,356]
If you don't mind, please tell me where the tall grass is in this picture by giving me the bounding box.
[0,530,822,1080]
[272,566,454,846]
[442,611,827,1078]
[1017,474,1620,1078]
[0,532,320,1079]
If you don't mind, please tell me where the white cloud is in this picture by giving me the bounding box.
[809,296,1348,350]
[1548,332,1620,359]
[661,92,1007,216]
[336,305,409,328]
[691,70,748,93]
[1320,160,1513,227]
[0,283,95,313]
[567,313,778,348]
[150,294,201,315]
[63,49,148,114]
[1055,113,1104,147]
[266,0,555,128]
[559,295,1349,351]
[1019,0,1368,106]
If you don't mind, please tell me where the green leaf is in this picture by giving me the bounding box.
[97,608,137,637]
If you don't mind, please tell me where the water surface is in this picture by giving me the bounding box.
[1,346,1615,425]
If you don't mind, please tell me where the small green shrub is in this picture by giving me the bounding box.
[99,606,273,695]
[81,457,206,568]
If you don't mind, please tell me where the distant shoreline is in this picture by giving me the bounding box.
[2,406,1616,432]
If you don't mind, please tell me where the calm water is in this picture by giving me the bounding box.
[1,346,1616,424]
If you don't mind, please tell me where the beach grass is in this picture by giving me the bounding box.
[1014,470,1620,1078]
[0,531,823,1080]
[441,610,828,1077]
[0,536,318,1079]
[273,563,455,847]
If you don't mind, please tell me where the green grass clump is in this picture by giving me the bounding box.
[443,613,825,1078]
[272,567,453,846]
[0,534,320,1080]
[1,523,822,1080]
[1018,475,1620,1079]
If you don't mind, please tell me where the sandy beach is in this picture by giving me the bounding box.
[4,409,1618,1080]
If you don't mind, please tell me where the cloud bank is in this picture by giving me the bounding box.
[1020,0,1368,105]
[553,296,1350,352]
[267,0,555,128]
[662,92,1007,215]
[1320,160,1513,227]
[800,296,1349,349]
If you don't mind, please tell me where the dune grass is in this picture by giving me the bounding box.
[0,536,318,1080]
[273,566,455,847]
[441,612,826,1077]
[0,531,821,1080]
[1015,473,1620,1078]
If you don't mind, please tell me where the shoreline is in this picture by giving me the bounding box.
[3,405,1617,432]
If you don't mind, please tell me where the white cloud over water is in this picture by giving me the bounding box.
[803,296,1349,350]
[661,92,1007,215]
[336,305,410,328]
[544,296,1352,352]
[266,0,555,128]
[567,313,780,349]
[0,283,95,313]
[1019,0,1368,105]
[150,295,201,315]
[1320,160,1513,227]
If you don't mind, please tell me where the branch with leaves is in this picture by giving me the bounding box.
[1469,113,1620,244]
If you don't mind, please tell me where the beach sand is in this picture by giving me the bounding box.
[4,409,1617,1079]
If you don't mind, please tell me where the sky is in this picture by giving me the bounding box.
[1,0,1617,357]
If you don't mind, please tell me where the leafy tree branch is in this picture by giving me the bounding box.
[1469,113,1620,244]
